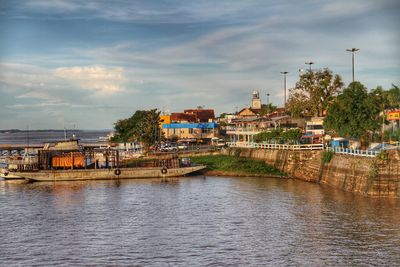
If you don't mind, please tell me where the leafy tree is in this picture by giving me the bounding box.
[386,84,400,108]
[280,129,302,144]
[324,82,380,147]
[287,68,344,117]
[111,109,163,149]
[254,129,281,143]
[371,84,400,110]
[254,128,301,144]
[259,103,277,116]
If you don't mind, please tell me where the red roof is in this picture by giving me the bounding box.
[171,113,196,122]
[184,109,215,122]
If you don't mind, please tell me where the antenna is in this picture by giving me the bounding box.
[64,127,67,141]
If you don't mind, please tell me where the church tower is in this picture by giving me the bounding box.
[251,90,261,109]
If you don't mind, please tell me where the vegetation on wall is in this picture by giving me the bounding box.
[191,155,284,176]
[321,151,334,164]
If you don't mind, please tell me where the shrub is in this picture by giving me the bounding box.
[322,151,334,164]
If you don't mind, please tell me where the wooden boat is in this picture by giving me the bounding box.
[0,139,206,182]
[2,165,205,182]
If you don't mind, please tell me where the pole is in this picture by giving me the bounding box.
[382,106,385,143]
[305,61,314,72]
[346,48,359,83]
[281,72,288,108]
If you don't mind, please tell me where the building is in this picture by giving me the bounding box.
[302,117,325,144]
[161,108,218,142]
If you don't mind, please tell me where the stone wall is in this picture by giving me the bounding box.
[222,148,400,197]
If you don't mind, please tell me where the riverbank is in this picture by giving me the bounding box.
[190,155,286,178]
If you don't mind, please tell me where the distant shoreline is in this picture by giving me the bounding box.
[0,129,111,133]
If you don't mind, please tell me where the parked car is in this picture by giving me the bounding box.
[211,138,226,147]
[160,143,178,152]
[177,143,188,150]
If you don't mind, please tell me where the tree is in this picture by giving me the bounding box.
[324,82,380,147]
[287,68,344,117]
[386,84,400,108]
[259,103,277,116]
[253,128,282,143]
[280,129,302,144]
[111,109,163,149]
[371,84,400,110]
[253,128,303,144]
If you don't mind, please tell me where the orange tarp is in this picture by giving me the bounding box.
[52,152,85,168]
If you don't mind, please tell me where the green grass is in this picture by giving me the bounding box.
[191,155,284,176]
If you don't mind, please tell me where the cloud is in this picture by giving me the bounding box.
[54,65,125,94]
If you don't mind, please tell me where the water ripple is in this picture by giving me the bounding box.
[0,177,399,266]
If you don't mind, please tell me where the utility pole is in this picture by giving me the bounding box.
[280,71,288,108]
[346,48,359,83]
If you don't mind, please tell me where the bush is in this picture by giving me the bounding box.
[234,148,242,158]
[322,151,334,164]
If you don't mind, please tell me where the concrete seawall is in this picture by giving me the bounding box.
[222,148,400,197]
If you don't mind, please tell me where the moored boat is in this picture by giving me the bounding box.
[1,139,206,182]
[9,165,205,182]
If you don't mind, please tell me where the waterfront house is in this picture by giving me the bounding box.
[161,108,219,142]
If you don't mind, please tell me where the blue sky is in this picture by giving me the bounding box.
[0,0,399,129]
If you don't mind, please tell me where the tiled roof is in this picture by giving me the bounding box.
[171,113,196,122]
[184,109,215,122]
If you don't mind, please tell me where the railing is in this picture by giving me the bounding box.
[227,142,324,150]
[254,143,324,150]
[328,147,379,157]
[382,142,400,150]
[227,141,382,157]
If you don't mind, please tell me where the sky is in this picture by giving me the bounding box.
[0,0,399,130]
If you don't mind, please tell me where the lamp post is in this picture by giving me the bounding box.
[280,71,288,108]
[346,48,359,83]
[305,61,314,72]
[266,92,270,105]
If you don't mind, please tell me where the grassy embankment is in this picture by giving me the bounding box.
[191,155,286,178]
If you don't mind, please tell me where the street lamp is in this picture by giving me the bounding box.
[305,61,314,72]
[266,92,270,105]
[280,71,288,108]
[346,48,360,83]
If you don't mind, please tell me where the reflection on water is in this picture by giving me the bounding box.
[0,177,399,266]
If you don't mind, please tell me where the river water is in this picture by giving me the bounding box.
[0,130,109,145]
[0,176,399,266]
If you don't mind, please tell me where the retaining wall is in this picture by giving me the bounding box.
[222,148,400,197]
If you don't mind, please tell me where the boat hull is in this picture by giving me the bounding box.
[12,166,206,182]
[0,168,23,179]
